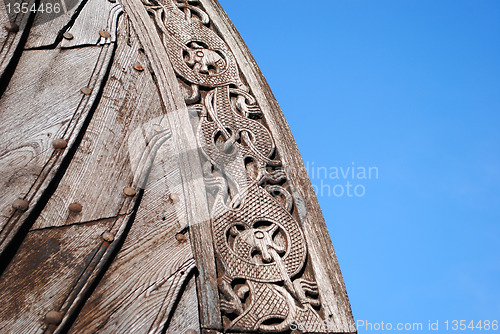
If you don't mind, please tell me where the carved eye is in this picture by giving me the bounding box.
[254,231,265,239]
[196,51,204,57]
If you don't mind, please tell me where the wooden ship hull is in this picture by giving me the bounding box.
[0,0,355,333]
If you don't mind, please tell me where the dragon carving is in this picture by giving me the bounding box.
[142,0,327,331]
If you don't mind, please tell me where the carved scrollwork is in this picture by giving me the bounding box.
[142,0,327,331]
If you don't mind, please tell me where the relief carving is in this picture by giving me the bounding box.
[141,0,328,331]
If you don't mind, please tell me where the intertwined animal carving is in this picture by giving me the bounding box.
[141,0,326,331]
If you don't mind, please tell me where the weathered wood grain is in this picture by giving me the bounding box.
[24,0,85,49]
[61,0,122,48]
[199,0,356,332]
[0,218,119,333]
[0,0,34,79]
[0,43,114,255]
[69,102,198,332]
[30,18,159,230]
[118,0,222,329]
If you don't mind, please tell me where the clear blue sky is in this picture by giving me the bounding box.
[219,0,500,332]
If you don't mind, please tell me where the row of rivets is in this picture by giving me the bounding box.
[59,29,112,42]
[169,193,179,203]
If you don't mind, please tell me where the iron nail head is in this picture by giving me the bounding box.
[99,30,111,39]
[133,63,144,72]
[101,231,114,242]
[52,138,68,150]
[175,233,187,243]
[123,187,136,197]
[80,87,92,95]
[169,193,180,203]
[45,310,63,325]
[4,22,19,33]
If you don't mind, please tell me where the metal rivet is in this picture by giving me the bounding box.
[133,63,144,72]
[101,231,114,242]
[169,193,179,203]
[99,30,111,39]
[80,87,92,95]
[123,187,136,197]
[12,199,29,212]
[4,22,19,33]
[45,310,63,325]
[68,202,82,213]
[175,233,187,243]
[63,32,73,40]
[52,139,68,150]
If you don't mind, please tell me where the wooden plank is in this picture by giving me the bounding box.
[0,0,35,79]
[199,1,356,332]
[31,16,157,230]
[165,274,200,334]
[117,0,221,329]
[0,218,121,334]
[0,43,114,256]
[0,15,172,334]
[25,0,85,49]
[68,45,199,330]
[61,0,122,48]
[69,124,197,333]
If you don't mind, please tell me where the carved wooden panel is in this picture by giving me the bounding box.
[0,0,354,333]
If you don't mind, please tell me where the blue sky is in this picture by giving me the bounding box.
[219,0,500,331]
